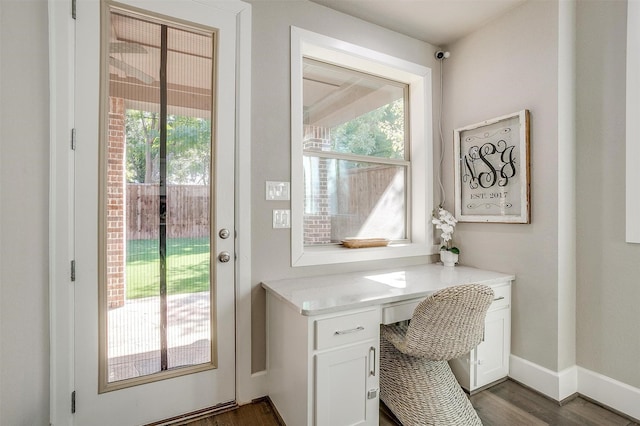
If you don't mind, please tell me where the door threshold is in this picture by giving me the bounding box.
[146,401,238,426]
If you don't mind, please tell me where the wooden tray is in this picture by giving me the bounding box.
[341,238,390,249]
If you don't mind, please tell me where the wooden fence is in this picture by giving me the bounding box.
[127,184,210,240]
[128,166,400,242]
[330,165,403,241]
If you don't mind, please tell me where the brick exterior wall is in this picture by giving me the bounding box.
[107,97,126,308]
[303,126,332,244]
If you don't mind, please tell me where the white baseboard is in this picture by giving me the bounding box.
[509,355,640,421]
[509,354,577,400]
[577,367,640,421]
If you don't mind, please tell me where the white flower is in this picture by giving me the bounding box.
[432,207,457,247]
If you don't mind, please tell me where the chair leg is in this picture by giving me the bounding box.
[380,338,482,426]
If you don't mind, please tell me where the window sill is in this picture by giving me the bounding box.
[292,242,438,267]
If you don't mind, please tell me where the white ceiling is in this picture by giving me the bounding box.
[308,0,527,46]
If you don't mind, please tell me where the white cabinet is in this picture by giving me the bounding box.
[266,293,380,426]
[263,265,515,423]
[316,342,379,425]
[449,282,511,393]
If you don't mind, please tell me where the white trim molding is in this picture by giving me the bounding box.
[577,367,640,421]
[626,0,640,243]
[509,355,578,401]
[510,355,640,421]
[234,2,269,404]
[48,0,76,424]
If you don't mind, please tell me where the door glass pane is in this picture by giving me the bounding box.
[165,26,213,368]
[104,9,214,386]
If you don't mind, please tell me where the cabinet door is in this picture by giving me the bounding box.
[315,342,379,426]
[449,352,473,391]
[475,309,509,388]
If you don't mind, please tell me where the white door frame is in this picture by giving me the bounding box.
[48,1,261,424]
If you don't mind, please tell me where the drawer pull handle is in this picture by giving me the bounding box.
[493,296,505,302]
[334,326,365,335]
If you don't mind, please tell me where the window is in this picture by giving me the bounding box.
[291,27,435,266]
[303,58,409,245]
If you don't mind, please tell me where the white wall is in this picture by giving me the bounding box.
[444,0,640,395]
[0,0,51,424]
[247,0,441,372]
[576,0,640,389]
[4,1,638,423]
[443,0,563,371]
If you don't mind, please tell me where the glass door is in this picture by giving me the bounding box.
[73,1,237,423]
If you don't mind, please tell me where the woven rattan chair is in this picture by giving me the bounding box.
[380,284,494,426]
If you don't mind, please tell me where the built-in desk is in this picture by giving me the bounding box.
[262,264,514,426]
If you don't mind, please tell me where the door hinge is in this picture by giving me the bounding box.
[71,390,76,413]
[71,128,76,150]
[70,260,76,282]
[71,0,76,19]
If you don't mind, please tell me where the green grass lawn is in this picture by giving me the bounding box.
[126,237,210,299]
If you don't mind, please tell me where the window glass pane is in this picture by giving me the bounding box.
[303,156,406,245]
[303,58,406,160]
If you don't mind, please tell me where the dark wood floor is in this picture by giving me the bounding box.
[181,379,638,426]
[470,380,638,426]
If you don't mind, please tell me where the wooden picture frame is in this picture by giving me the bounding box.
[454,110,530,223]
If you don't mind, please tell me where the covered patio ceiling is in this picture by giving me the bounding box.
[108,10,214,118]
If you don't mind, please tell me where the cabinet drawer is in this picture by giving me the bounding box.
[489,284,510,312]
[315,309,379,351]
[381,299,420,325]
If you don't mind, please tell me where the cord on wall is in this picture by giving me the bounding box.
[435,51,450,209]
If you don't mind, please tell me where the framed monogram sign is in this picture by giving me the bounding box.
[454,110,530,223]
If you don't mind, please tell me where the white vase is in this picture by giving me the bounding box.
[440,250,459,267]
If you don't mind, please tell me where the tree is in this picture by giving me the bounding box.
[125,110,211,184]
[125,110,159,183]
[166,115,211,185]
[330,99,405,162]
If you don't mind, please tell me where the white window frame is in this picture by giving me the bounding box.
[290,26,435,267]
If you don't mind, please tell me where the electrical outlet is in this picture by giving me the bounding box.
[266,181,290,201]
[273,209,291,228]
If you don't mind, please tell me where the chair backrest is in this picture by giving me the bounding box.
[401,284,494,360]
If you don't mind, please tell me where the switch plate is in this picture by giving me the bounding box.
[272,209,291,228]
[266,181,290,201]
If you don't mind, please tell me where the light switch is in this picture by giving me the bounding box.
[266,181,290,201]
[273,209,291,228]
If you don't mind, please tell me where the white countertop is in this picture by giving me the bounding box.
[262,263,515,316]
